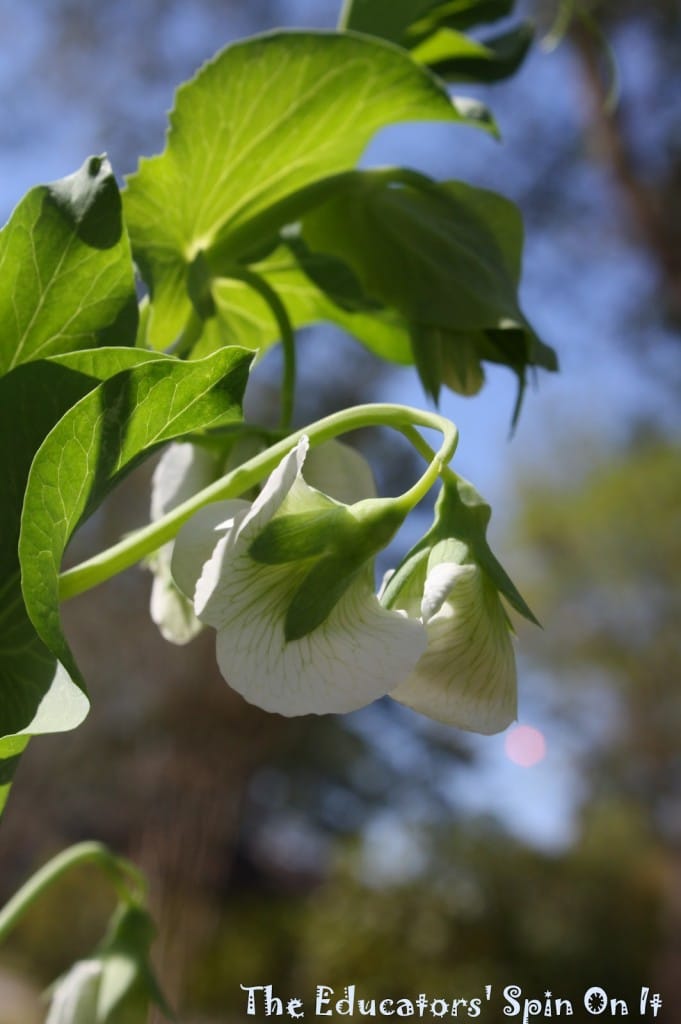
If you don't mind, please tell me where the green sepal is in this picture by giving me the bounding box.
[95,904,175,1022]
[285,553,365,643]
[261,495,406,642]
[383,475,538,625]
[250,507,347,564]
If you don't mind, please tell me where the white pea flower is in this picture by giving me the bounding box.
[385,538,517,734]
[45,904,169,1023]
[46,960,102,1024]
[149,437,374,645]
[172,436,427,716]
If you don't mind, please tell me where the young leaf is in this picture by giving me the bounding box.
[407,0,515,35]
[123,31,494,349]
[339,0,441,42]
[341,0,517,46]
[411,23,533,83]
[302,173,555,402]
[0,156,138,377]
[19,348,251,694]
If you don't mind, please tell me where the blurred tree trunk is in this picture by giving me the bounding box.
[570,19,681,326]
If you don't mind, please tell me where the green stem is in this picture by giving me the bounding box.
[59,403,457,602]
[0,843,146,944]
[168,308,204,359]
[225,267,296,431]
[337,0,353,29]
[400,424,460,490]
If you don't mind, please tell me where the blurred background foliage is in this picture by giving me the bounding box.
[0,0,679,1021]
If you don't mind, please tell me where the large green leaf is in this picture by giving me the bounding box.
[302,173,556,401]
[123,31,493,350]
[0,361,104,818]
[19,348,251,699]
[0,156,138,378]
[0,349,192,815]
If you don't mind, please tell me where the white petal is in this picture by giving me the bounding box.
[303,439,377,504]
[171,499,250,597]
[391,565,517,734]
[420,562,470,623]
[196,543,427,715]
[237,435,309,542]
[150,442,217,520]
[46,960,102,1024]
[377,568,395,600]
[149,546,203,645]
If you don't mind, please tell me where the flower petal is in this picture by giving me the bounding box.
[46,960,102,1024]
[172,499,250,597]
[148,442,221,644]
[150,442,217,520]
[303,439,377,504]
[420,561,467,623]
[236,435,309,543]
[391,564,517,734]
[150,550,203,645]
[197,544,426,714]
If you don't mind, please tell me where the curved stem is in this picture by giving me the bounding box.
[399,424,460,490]
[59,404,458,601]
[391,422,458,514]
[0,842,146,944]
[226,267,296,430]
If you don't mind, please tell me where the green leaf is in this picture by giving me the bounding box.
[407,0,515,37]
[0,350,180,815]
[50,347,166,379]
[193,242,413,366]
[0,361,104,816]
[411,22,533,82]
[123,31,494,350]
[302,173,554,403]
[19,348,251,696]
[0,156,138,378]
[340,0,443,43]
[0,736,29,816]
[341,0,516,44]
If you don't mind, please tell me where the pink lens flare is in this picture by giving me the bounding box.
[504,724,547,767]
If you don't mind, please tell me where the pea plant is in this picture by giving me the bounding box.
[0,0,557,1019]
